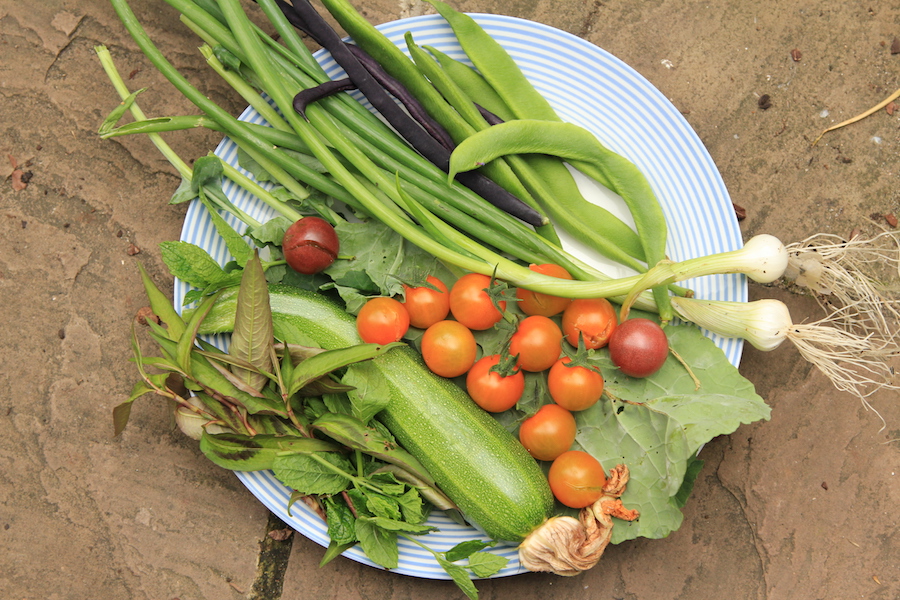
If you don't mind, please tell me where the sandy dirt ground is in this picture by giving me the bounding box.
[1,1,899,599]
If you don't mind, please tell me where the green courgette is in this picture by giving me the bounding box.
[205,284,554,542]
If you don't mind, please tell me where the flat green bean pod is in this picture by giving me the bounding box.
[448,119,672,319]
[412,39,647,267]
[425,0,559,122]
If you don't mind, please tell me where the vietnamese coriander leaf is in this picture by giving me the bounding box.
[342,361,392,423]
[286,342,403,397]
[229,252,273,393]
[199,196,252,267]
[312,412,437,488]
[200,432,339,471]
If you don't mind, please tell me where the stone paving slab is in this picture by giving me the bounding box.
[1,1,898,599]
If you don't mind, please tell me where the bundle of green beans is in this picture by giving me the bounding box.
[317,0,672,317]
[107,0,630,283]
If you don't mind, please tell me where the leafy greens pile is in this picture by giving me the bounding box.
[173,205,770,544]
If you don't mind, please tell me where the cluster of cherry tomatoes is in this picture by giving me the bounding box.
[354,264,670,509]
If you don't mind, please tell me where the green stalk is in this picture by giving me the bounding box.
[199,44,291,133]
[95,45,191,181]
[97,44,266,226]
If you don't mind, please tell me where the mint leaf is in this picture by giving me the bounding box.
[466,551,509,578]
[363,490,401,521]
[367,471,406,497]
[324,496,357,545]
[445,540,495,562]
[160,241,226,289]
[396,487,427,525]
[343,361,392,424]
[355,518,398,569]
[436,556,478,600]
[200,197,252,267]
[272,452,351,496]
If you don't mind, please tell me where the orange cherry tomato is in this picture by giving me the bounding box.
[547,357,604,412]
[548,450,607,508]
[515,263,573,317]
[465,355,525,413]
[518,404,577,461]
[508,315,563,372]
[356,297,409,345]
[561,298,618,349]
[402,275,450,329]
[420,320,477,378]
[449,273,505,331]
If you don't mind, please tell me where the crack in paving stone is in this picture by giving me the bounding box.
[247,511,295,600]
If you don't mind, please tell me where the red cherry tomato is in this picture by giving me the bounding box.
[518,404,577,461]
[561,298,618,349]
[465,355,525,413]
[449,273,505,331]
[508,315,563,372]
[356,297,410,345]
[282,216,339,274]
[420,320,477,378]
[608,318,670,378]
[402,276,450,329]
[548,450,607,508]
[547,357,604,412]
[515,263,574,317]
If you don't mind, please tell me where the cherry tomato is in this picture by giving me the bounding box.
[356,297,409,345]
[508,315,563,372]
[515,263,574,317]
[465,355,525,413]
[420,320,477,378]
[547,357,604,412]
[548,450,607,508]
[282,216,339,275]
[449,273,505,331]
[561,298,618,349]
[518,404,577,461]
[608,318,670,378]
[402,276,451,329]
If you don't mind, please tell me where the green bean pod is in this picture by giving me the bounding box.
[423,45,516,122]
[425,0,559,122]
[418,6,654,267]
[448,119,673,319]
[408,36,649,267]
[317,0,561,239]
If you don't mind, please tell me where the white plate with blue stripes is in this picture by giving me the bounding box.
[176,13,745,580]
